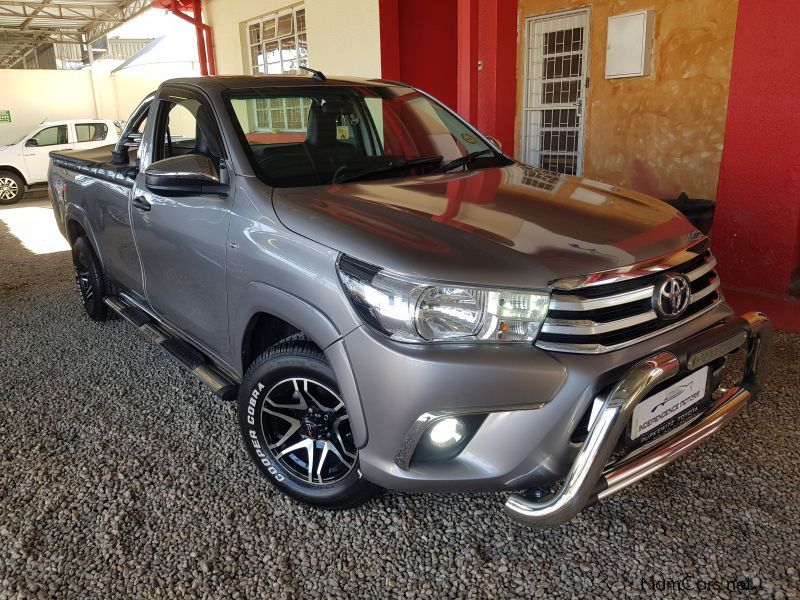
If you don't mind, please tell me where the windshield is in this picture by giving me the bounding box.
[7,132,30,146]
[225,84,507,187]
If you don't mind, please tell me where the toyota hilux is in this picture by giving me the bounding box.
[47,74,771,527]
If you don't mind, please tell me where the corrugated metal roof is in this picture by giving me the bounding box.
[0,0,152,68]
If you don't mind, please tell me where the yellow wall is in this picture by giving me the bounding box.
[0,70,96,144]
[0,67,189,145]
[515,0,739,200]
[204,0,382,78]
[305,0,381,77]
[93,67,188,124]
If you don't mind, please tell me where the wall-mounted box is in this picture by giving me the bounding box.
[605,10,655,79]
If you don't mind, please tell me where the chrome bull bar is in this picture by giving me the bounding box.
[505,311,772,528]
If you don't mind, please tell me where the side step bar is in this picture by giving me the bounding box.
[104,296,239,401]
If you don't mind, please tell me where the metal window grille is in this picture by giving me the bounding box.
[518,164,562,191]
[246,5,307,76]
[253,96,313,132]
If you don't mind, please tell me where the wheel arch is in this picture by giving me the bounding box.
[65,218,87,246]
[0,165,27,186]
[63,205,104,268]
[234,282,367,447]
[241,312,301,370]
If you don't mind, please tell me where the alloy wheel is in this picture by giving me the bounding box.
[75,256,93,303]
[260,377,357,485]
[0,177,19,201]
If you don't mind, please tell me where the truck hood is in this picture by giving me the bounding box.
[272,163,701,289]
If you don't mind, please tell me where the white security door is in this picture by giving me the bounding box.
[522,9,590,176]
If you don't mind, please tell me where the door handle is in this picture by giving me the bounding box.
[132,196,151,212]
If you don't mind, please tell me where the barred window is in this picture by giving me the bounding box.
[246,6,307,76]
[252,96,314,133]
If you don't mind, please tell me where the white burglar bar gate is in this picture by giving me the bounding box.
[521,9,590,176]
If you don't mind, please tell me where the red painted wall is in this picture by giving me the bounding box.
[389,0,459,108]
[713,0,800,305]
[378,0,517,151]
[476,0,517,152]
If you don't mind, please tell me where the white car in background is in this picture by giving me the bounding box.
[0,119,119,204]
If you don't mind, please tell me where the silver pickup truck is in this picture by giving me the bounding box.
[48,75,771,527]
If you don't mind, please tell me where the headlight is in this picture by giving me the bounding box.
[337,255,549,343]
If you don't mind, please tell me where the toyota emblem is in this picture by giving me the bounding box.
[652,274,691,320]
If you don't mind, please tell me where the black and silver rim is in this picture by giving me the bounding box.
[0,176,18,201]
[261,377,357,485]
[75,256,93,304]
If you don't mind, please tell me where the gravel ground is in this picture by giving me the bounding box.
[1,198,798,599]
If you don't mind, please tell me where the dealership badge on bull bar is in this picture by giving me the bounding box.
[630,366,709,442]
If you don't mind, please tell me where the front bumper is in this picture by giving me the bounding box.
[504,311,772,527]
[344,301,737,493]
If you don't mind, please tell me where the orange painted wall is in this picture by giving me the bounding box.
[515,0,739,200]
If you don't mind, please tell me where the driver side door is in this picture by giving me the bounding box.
[23,124,73,183]
[130,86,234,363]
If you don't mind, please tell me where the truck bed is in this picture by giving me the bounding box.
[50,144,137,188]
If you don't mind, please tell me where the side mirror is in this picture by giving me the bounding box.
[485,135,502,151]
[25,138,39,147]
[145,155,228,195]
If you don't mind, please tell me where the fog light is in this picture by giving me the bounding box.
[428,418,466,447]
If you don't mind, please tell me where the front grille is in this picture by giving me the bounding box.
[536,250,722,354]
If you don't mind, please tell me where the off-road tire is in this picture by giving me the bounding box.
[238,337,379,509]
[72,236,110,321]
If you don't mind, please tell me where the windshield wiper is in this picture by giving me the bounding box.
[439,148,497,173]
[334,155,443,184]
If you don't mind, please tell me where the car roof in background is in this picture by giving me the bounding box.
[35,119,114,127]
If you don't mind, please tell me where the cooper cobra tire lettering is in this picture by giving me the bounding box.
[246,383,264,426]
[248,427,284,482]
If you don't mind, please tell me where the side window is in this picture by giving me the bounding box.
[163,102,197,152]
[31,125,68,147]
[129,114,148,138]
[112,96,153,165]
[118,97,152,144]
[154,92,223,162]
[75,122,109,143]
